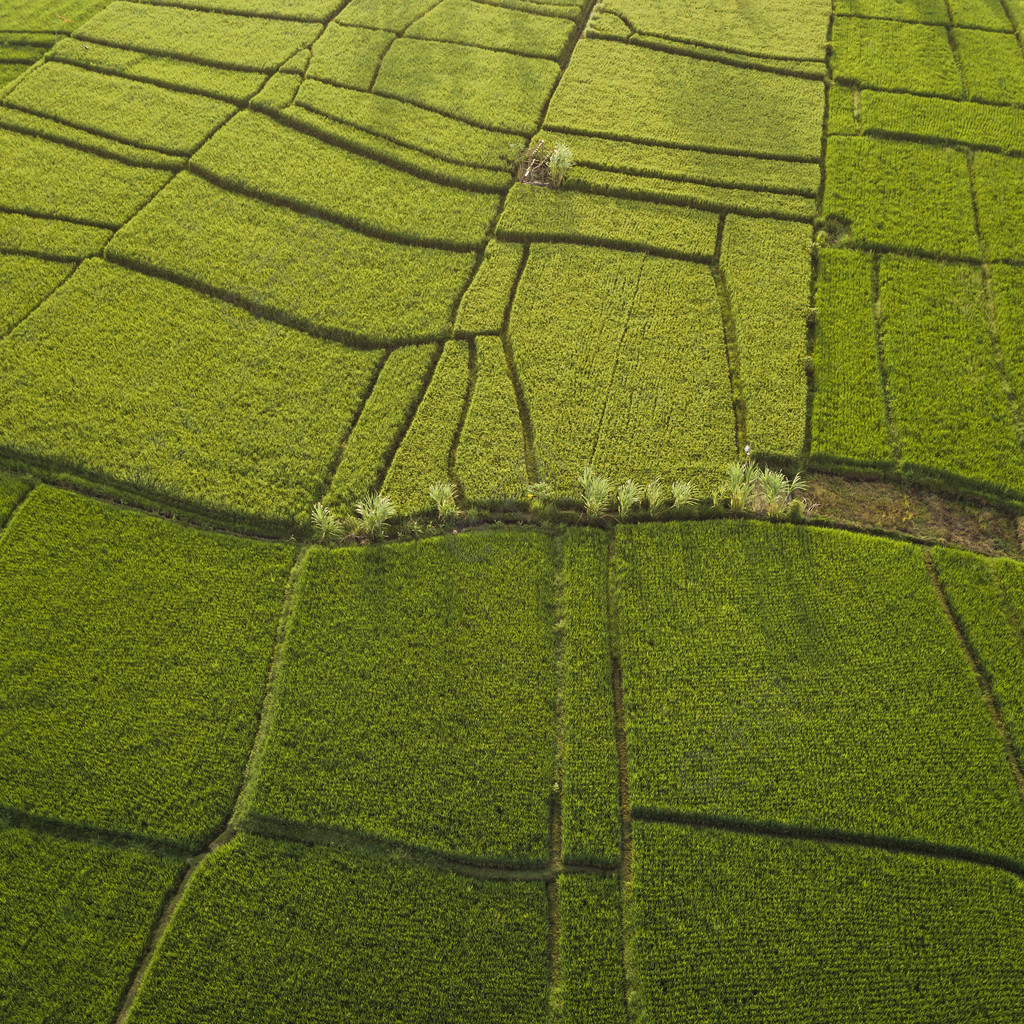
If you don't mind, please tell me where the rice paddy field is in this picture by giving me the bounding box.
[2,0,1024,1020]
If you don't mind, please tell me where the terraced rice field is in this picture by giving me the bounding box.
[2,0,1024,1020]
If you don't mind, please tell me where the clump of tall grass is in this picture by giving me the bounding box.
[580,464,615,521]
[310,500,344,543]
[429,480,461,522]
[353,490,397,539]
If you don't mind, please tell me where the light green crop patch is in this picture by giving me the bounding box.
[4,61,235,155]
[955,28,1024,103]
[879,255,1024,495]
[933,548,1024,754]
[140,0,337,16]
[0,254,75,335]
[406,0,574,60]
[337,0,442,31]
[539,130,822,194]
[823,136,980,257]
[191,110,500,247]
[615,520,1024,860]
[601,0,831,60]
[247,532,558,864]
[974,152,1024,260]
[859,90,1024,152]
[830,16,962,96]
[991,264,1024,403]
[48,38,265,102]
[509,244,735,491]
[0,823,181,1024]
[0,261,383,521]
[374,38,560,134]
[74,1,320,70]
[950,0,1015,29]
[324,344,439,509]
[383,339,469,512]
[632,822,1024,1022]
[455,240,524,336]
[455,335,529,503]
[0,472,32,527]
[497,184,720,258]
[127,833,550,1024]
[560,529,620,868]
[0,128,170,224]
[295,78,521,171]
[0,486,294,847]
[720,215,810,456]
[107,172,477,343]
[0,209,110,259]
[306,22,393,90]
[3,0,111,31]
[835,0,949,21]
[559,874,628,1024]
[546,40,824,159]
[810,248,892,464]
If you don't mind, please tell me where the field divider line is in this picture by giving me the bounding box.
[109,544,309,1024]
[89,0,325,25]
[870,252,901,462]
[943,3,969,99]
[472,0,578,24]
[634,807,1024,880]
[831,74,1023,112]
[924,551,1024,810]
[367,0,447,92]
[711,260,747,454]
[0,257,86,343]
[964,148,1024,461]
[998,0,1024,57]
[606,532,637,1023]
[836,9,1015,31]
[861,124,1024,159]
[448,336,477,501]
[499,244,539,483]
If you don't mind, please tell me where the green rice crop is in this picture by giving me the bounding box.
[830,16,962,96]
[247,532,557,864]
[74,1,320,70]
[324,344,439,509]
[497,184,720,258]
[879,255,1024,494]
[4,61,234,155]
[973,152,1024,260]
[560,529,620,867]
[0,209,109,259]
[107,171,477,343]
[140,0,336,15]
[306,22,393,90]
[600,0,831,59]
[455,335,529,504]
[0,822,181,1024]
[615,520,1024,860]
[559,873,627,1024]
[835,0,948,20]
[951,0,1015,29]
[955,28,1024,103]
[48,38,265,102]
[720,215,810,455]
[455,240,525,335]
[546,40,824,159]
[127,832,549,1024]
[374,38,560,134]
[827,83,860,136]
[295,78,521,171]
[191,110,501,246]
[0,486,294,847]
[538,130,821,194]
[0,260,383,522]
[859,89,1024,152]
[383,339,469,512]
[406,0,574,60]
[0,128,171,224]
[933,547,1024,753]
[509,244,735,490]
[0,254,74,335]
[632,820,1024,1022]
[990,264,1024,403]
[810,249,892,464]
[337,0,444,31]
[822,136,980,257]
[4,0,111,31]
[0,472,31,527]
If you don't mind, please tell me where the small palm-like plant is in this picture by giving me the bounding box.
[529,480,558,519]
[645,478,669,519]
[547,144,574,186]
[429,480,460,522]
[723,460,757,511]
[670,480,696,511]
[617,479,643,519]
[310,501,344,543]
[756,468,791,517]
[354,490,397,539]
[580,464,615,520]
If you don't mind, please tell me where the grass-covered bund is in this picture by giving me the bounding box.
[2,0,1024,1020]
